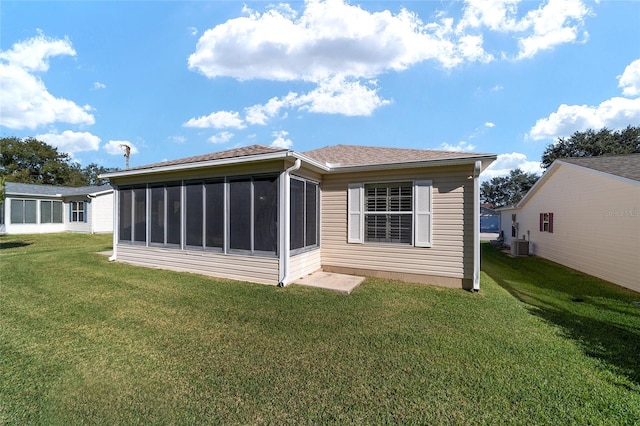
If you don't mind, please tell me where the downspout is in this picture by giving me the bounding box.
[473,161,481,292]
[278,158,301,287]
[86,194,95,234]
[109,187,118,262]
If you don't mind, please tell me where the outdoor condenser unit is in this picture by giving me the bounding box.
[511,239,529,257]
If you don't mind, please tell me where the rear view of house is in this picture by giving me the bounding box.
[500,154,640,293]
[102,144,496,290]
[0,182,113,235]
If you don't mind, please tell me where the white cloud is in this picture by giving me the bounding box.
[271,130,293,149]
[208,131,234,144]
[0,34,95,130]
[529,58,640,140]
[619,58,640,97]
[104,140,139,156]
[169,135,186,144]
[36,130,101,154]
[485,122,495,128]
[244,93,297,125]
[529,97,640,140]
[183,110,245,129]
[296,77,391,116]
[458,0,591,60]
[188,0,496,83]
[0,31,76,72]
[439,141,476,152]
[188,26,198,36]
[93,81,106,90]
[515,0,591,60]
[481,152,543,180]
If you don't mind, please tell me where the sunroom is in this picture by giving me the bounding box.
[103,144,496,289]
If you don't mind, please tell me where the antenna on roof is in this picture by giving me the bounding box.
[119,144,131,169]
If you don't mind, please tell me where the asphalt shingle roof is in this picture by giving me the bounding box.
[125,144,288,172]
[303,144,491,167]
[560,154,640,182]
[4,182,112,197]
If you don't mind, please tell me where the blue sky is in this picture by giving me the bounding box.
[1,0,639,180]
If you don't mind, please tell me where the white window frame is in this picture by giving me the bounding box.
[71,201,85,222]
[348,180,432,247]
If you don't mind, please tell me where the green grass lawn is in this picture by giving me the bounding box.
[1,234,639,424]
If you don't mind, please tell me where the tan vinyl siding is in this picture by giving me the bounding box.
[116,245,280,285]
[514,164,640,292]
[320,165,474,287]
[289,248,322,282]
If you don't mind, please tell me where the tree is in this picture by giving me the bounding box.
[83,163,115,186]
[481,168,540,208]
[541,126,640,169]
[0,137,117,187]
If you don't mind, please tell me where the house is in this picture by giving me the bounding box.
[0,182,114,235]
[102,144,496,290]
[480,204,500,233]
[499,154,640,293]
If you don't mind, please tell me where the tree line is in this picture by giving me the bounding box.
[481,125,640,208]
[0,137,118,188]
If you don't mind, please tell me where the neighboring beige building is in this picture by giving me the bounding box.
[103,144,496,290]
[0,182,113,235]
[500,154,640,293]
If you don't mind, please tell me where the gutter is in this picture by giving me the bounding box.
[473,160,481,292]
[278,157,301,287]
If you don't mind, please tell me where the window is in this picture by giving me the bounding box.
[119,189,133,241]
[116,176,277,255]
[290,178,319,251]
[133,188,147,243]
[41,201,63,224]
[118,186,147,243]
[253,176,278,252]
[229,176,278,254]
[11,199,37,224]
[205,180,224,249]
[70,201,86,222]
[184,180,226,250]
[185,182,204,247]
[149,184,181,246]
[229,179,252,250]
[364,182,412,244]
[540,212,554,233]
[348,180,432,247]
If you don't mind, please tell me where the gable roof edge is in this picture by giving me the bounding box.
[556,159,640,187]
[516,158,640,209]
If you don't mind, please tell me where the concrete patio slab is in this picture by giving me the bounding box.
[294,271,365,295]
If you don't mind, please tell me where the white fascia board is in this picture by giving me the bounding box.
[325,155,497,174]
[5,192,64,199]
[100,151,293,179]
[88,189,114,197]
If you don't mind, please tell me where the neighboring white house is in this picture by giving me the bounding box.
[499,154,640,293]
[0,182,114,235]
[102,144,496,290]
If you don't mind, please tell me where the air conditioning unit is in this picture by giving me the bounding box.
[511,239,529,257]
